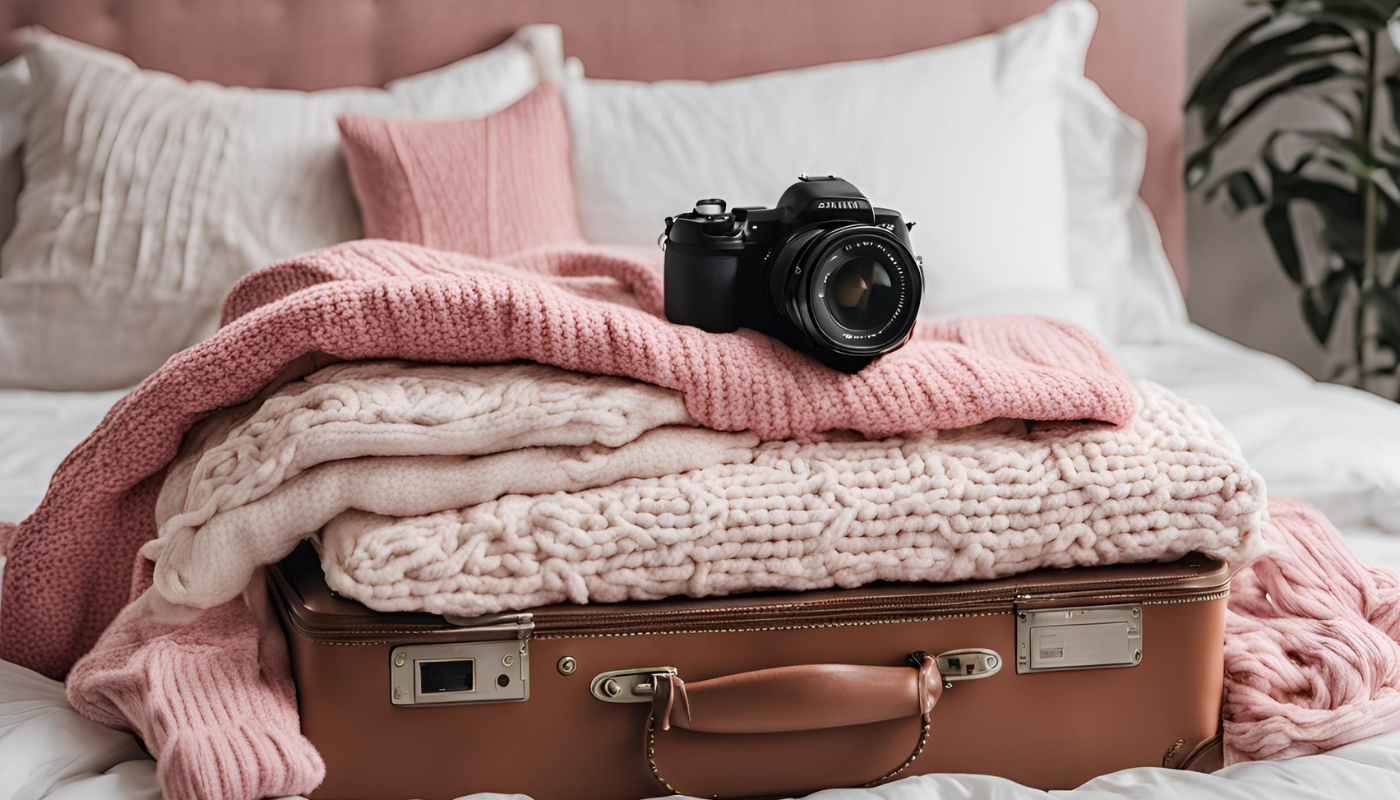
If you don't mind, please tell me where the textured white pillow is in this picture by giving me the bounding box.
[0,27,563,390]
[563,0,1093,303]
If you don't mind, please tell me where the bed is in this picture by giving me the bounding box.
[2,0,1400,799]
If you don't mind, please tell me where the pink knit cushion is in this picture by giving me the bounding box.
[337,82,584,258]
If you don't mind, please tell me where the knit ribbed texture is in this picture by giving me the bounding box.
[319,380,1267,615]
[1224,497,1400,762]
[65,573,324,800]
[0,239,1139,681]
[338,83,584,258]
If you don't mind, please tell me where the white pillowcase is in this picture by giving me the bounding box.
[916,17,1186,343]
[0,26,564,391]
[563,0,1094,304]
[1061,75,1187,343]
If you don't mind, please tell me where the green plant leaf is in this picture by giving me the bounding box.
[1285,129,1381,175]
[1188,21,1360,133]
[1387,71,1400,134]
[1263,166,1400,278]
[1273,170,1400,259]
[1369,286,1400,356]
[1187,64,1354,189]
[1301,264,1353,343]
[1264,203,1307,283]
[1264,133,1400,251]
[1385,248,1400,287]
[1282,0,1393,29]
[1207,169,1269,211]
[1187,12,1285,108]
[1204,58,1356,140]
[1315,85,1366,127]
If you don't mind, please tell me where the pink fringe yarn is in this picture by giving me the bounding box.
[1225,496,1400,762]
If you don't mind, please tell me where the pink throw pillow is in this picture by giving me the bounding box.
[337,83,584,258]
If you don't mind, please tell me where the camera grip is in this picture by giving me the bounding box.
[664,250,740,333]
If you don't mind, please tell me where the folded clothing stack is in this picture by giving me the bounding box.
[0,240,1395,800]
[146,361,1265,620]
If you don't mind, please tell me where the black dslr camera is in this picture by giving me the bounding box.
[662,176,923,373]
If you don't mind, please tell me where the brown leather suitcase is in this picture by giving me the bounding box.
[268,542,1228,800]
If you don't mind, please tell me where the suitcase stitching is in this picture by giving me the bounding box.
[528,573,1219,620]
[283,591,1228,644]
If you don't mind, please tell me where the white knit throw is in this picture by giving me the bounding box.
[147,360,1267,617]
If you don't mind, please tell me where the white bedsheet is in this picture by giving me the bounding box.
[0,388,125,526]
[3,322,1400,800]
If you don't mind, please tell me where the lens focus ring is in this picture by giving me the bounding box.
[770,226,921,358]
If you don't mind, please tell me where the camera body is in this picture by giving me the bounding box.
[663,176,923,373]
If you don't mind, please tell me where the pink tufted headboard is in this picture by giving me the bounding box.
[0,0,1186,289]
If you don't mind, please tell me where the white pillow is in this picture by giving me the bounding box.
[1061,75,1187,343]
[0,26,564,391]
[562,0,1093,304]
[912,17,1188,342]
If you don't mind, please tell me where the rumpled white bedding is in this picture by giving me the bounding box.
[4,322,1400,800]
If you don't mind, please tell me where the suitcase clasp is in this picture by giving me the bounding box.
[589,667,679,703]
[933,648,1002,686]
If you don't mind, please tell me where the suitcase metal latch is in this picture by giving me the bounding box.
[933,648,1002,684]
[590,666,679,703]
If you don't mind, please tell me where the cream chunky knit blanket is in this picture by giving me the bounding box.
[147,360,1267,619]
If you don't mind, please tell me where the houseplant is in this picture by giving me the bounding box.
[1187,0,1400,396]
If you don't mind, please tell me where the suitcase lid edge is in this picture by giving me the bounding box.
[267,541,1230,644]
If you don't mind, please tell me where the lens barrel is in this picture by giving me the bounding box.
[768,225,922,357]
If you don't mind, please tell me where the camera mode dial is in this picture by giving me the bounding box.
[669,198,740,238]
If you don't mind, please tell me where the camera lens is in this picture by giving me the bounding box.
[827,255,897,331]
[769,225,922,359]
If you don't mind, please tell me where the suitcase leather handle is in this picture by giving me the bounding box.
[650,652,943,734]
[645,653,941,796]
